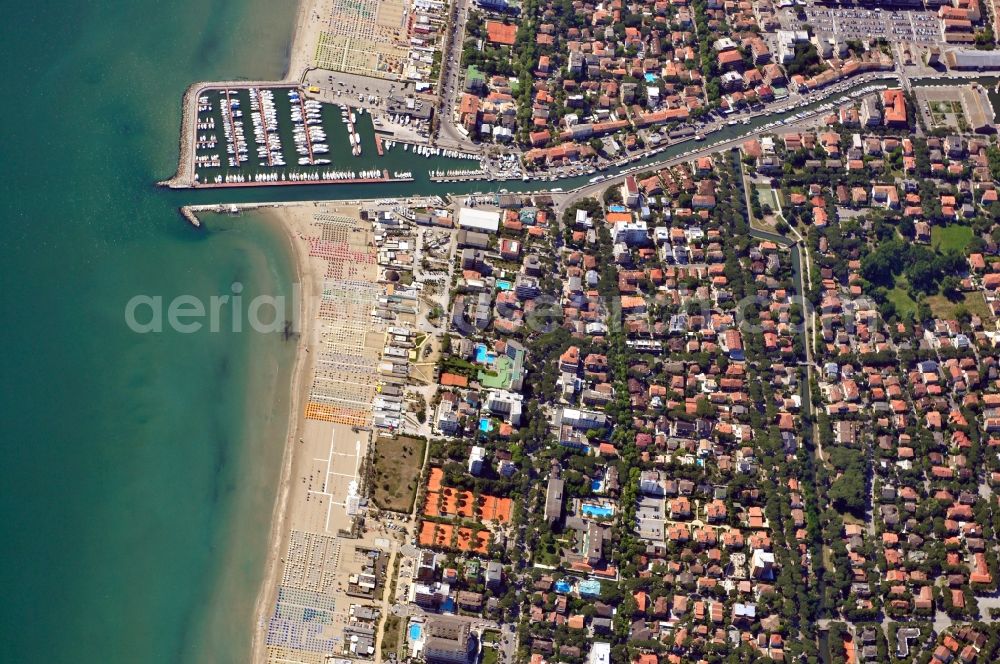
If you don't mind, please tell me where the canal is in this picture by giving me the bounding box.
[169,74,914,206]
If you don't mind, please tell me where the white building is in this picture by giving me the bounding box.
[458,207,500,233]
[752,548,776,580]
[612,219,649,246]
[589,642,611,664]
[558,407,607,430]
[714,37,738,51]
[485,389,523,425]
[621,175,640,206]
[639,470,665,496]
[468,446,486,476]
[776,30,809,64]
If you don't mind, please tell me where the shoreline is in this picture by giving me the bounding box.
[244,203,322,664]
[181,200,322,663]
[188,197,434,662]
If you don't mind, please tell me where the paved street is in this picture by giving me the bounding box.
[434,0,480,152]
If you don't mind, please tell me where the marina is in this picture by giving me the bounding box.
[184,76,893,192]
[190,85,433,188]
[169,74,910,206]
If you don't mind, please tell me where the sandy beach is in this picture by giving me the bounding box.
[197,34,353,656]
[247,203,323,664]
[171,0,425,654]
[238,202,389,664]
[286,0,322,80]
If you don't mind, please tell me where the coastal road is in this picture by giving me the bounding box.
[433,0,478,152]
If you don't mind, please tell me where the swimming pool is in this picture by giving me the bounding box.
[474,343,496,364]
[479,417,493,433]
[591,479,603,492]
[496,279,513,291]
[581,503,614,518]
[554,580,571,593]
[408,623,423,641]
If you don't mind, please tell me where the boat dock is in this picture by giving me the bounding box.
[292,93,316,164]
[252,88,276,167]
[428,173,491,183]
[163,82,480,189]
[191,171,414,189]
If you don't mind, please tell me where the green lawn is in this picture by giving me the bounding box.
[441,356,476,376]
[371,436,427,512]
[756,185,780,211]
[841,512,865,526]
[931,224,974,253]
[926,291,993,322]
[481,647,499,664]
[821,545,835,571]
[887,283,918,319]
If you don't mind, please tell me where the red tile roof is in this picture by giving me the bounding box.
[485,21,517,45]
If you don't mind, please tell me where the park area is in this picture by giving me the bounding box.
[927,99,969,132]
[371,435,426,512]
[926,291,992,321]
[886,281,918,319]
[916,85,994,133]
[931,224,974,253]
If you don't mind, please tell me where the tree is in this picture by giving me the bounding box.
[975,25,996,50]
[785,42,823,77]
[898,216,915,239]
[603,185,623,206]
[829,474,865,515]
[940,275,962,301]
[917,301,933,323]
[695,397,717,418]
[954,305,971,325]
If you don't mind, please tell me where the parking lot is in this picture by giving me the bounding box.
[795,8,941,45]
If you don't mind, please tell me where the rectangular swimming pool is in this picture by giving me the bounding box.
[581,503,614,518]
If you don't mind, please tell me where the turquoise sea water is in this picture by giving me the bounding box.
[0,2,300,662]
